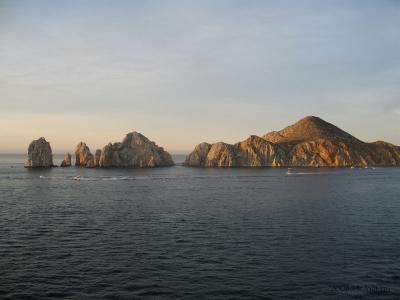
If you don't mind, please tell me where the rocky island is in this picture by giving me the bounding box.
[98,132,174,168]
[184,116,400,167]
[24,137,54,168]
[60,153,71,167]
[75,132,174,168]
[25,132,174,168]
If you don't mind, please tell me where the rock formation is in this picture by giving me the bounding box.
[75,142,94,167]
[93,149,101,168]
[99,132,174,168]
[185,116,400,167]
[25,137,54,168]
[72,132,173,168]
[184,142,212,166]
[60,152,71,167]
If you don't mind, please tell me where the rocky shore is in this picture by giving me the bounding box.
[23,118,400,169]
[184,116,400,167]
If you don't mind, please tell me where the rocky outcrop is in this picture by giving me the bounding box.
[71,132,173,168]
[25,137,54,168]
[184,142,211,167]
[93,149,101,168]
[99,132,174,168]
[185,116,400,167]
[60,152,71,167]
[185,136,286,167]
[75,142,94,167]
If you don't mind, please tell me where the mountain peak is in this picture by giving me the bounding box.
[263,116,359,143]
[297,115,325,124]
[185,116,400,167]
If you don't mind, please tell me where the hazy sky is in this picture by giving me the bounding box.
[1,0,399,153]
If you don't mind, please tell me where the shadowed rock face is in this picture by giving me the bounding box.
[99,132,174,168]
[184,142,211,167]
[60,152,71,167]
[25,137,54,168]
[185,116,400,167]
[93,149,101,168]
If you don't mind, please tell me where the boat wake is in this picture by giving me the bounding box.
[39,175,177,181]
[286,171,317,176]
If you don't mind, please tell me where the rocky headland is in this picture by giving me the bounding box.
[24,137,54,168]
[184,116,400,167]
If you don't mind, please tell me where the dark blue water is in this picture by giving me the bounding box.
[1,154,399,299]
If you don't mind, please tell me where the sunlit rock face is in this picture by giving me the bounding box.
[75,142,94,167]
[99,132,174,168]
[60,152,71,167]
[185,116,400,167]
[25,137,54,168]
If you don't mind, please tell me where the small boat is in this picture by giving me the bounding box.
[73,175,81,181]
[350,166,355,169]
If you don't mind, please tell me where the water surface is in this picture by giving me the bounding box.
[0,154,399,299]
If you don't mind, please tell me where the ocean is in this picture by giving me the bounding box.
[0,154,399,299]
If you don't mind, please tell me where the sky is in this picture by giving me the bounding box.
[0,0,399,153]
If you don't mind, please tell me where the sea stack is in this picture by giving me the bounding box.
[184,116,400,167]
[60,152,72,167]
[99,132,174,168]
[25,137,54,168]
[75,142,94,167]
[93,149,101,168]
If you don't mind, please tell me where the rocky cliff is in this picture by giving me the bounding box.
[25,137,54,168]
[74,132,173,168]
[60,152,71,167]
[75,142,95,167]
[93,149,101,167]
[99,132,174,168]
[184,116,400,167]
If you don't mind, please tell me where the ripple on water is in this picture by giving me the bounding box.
[0,165,400,299]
